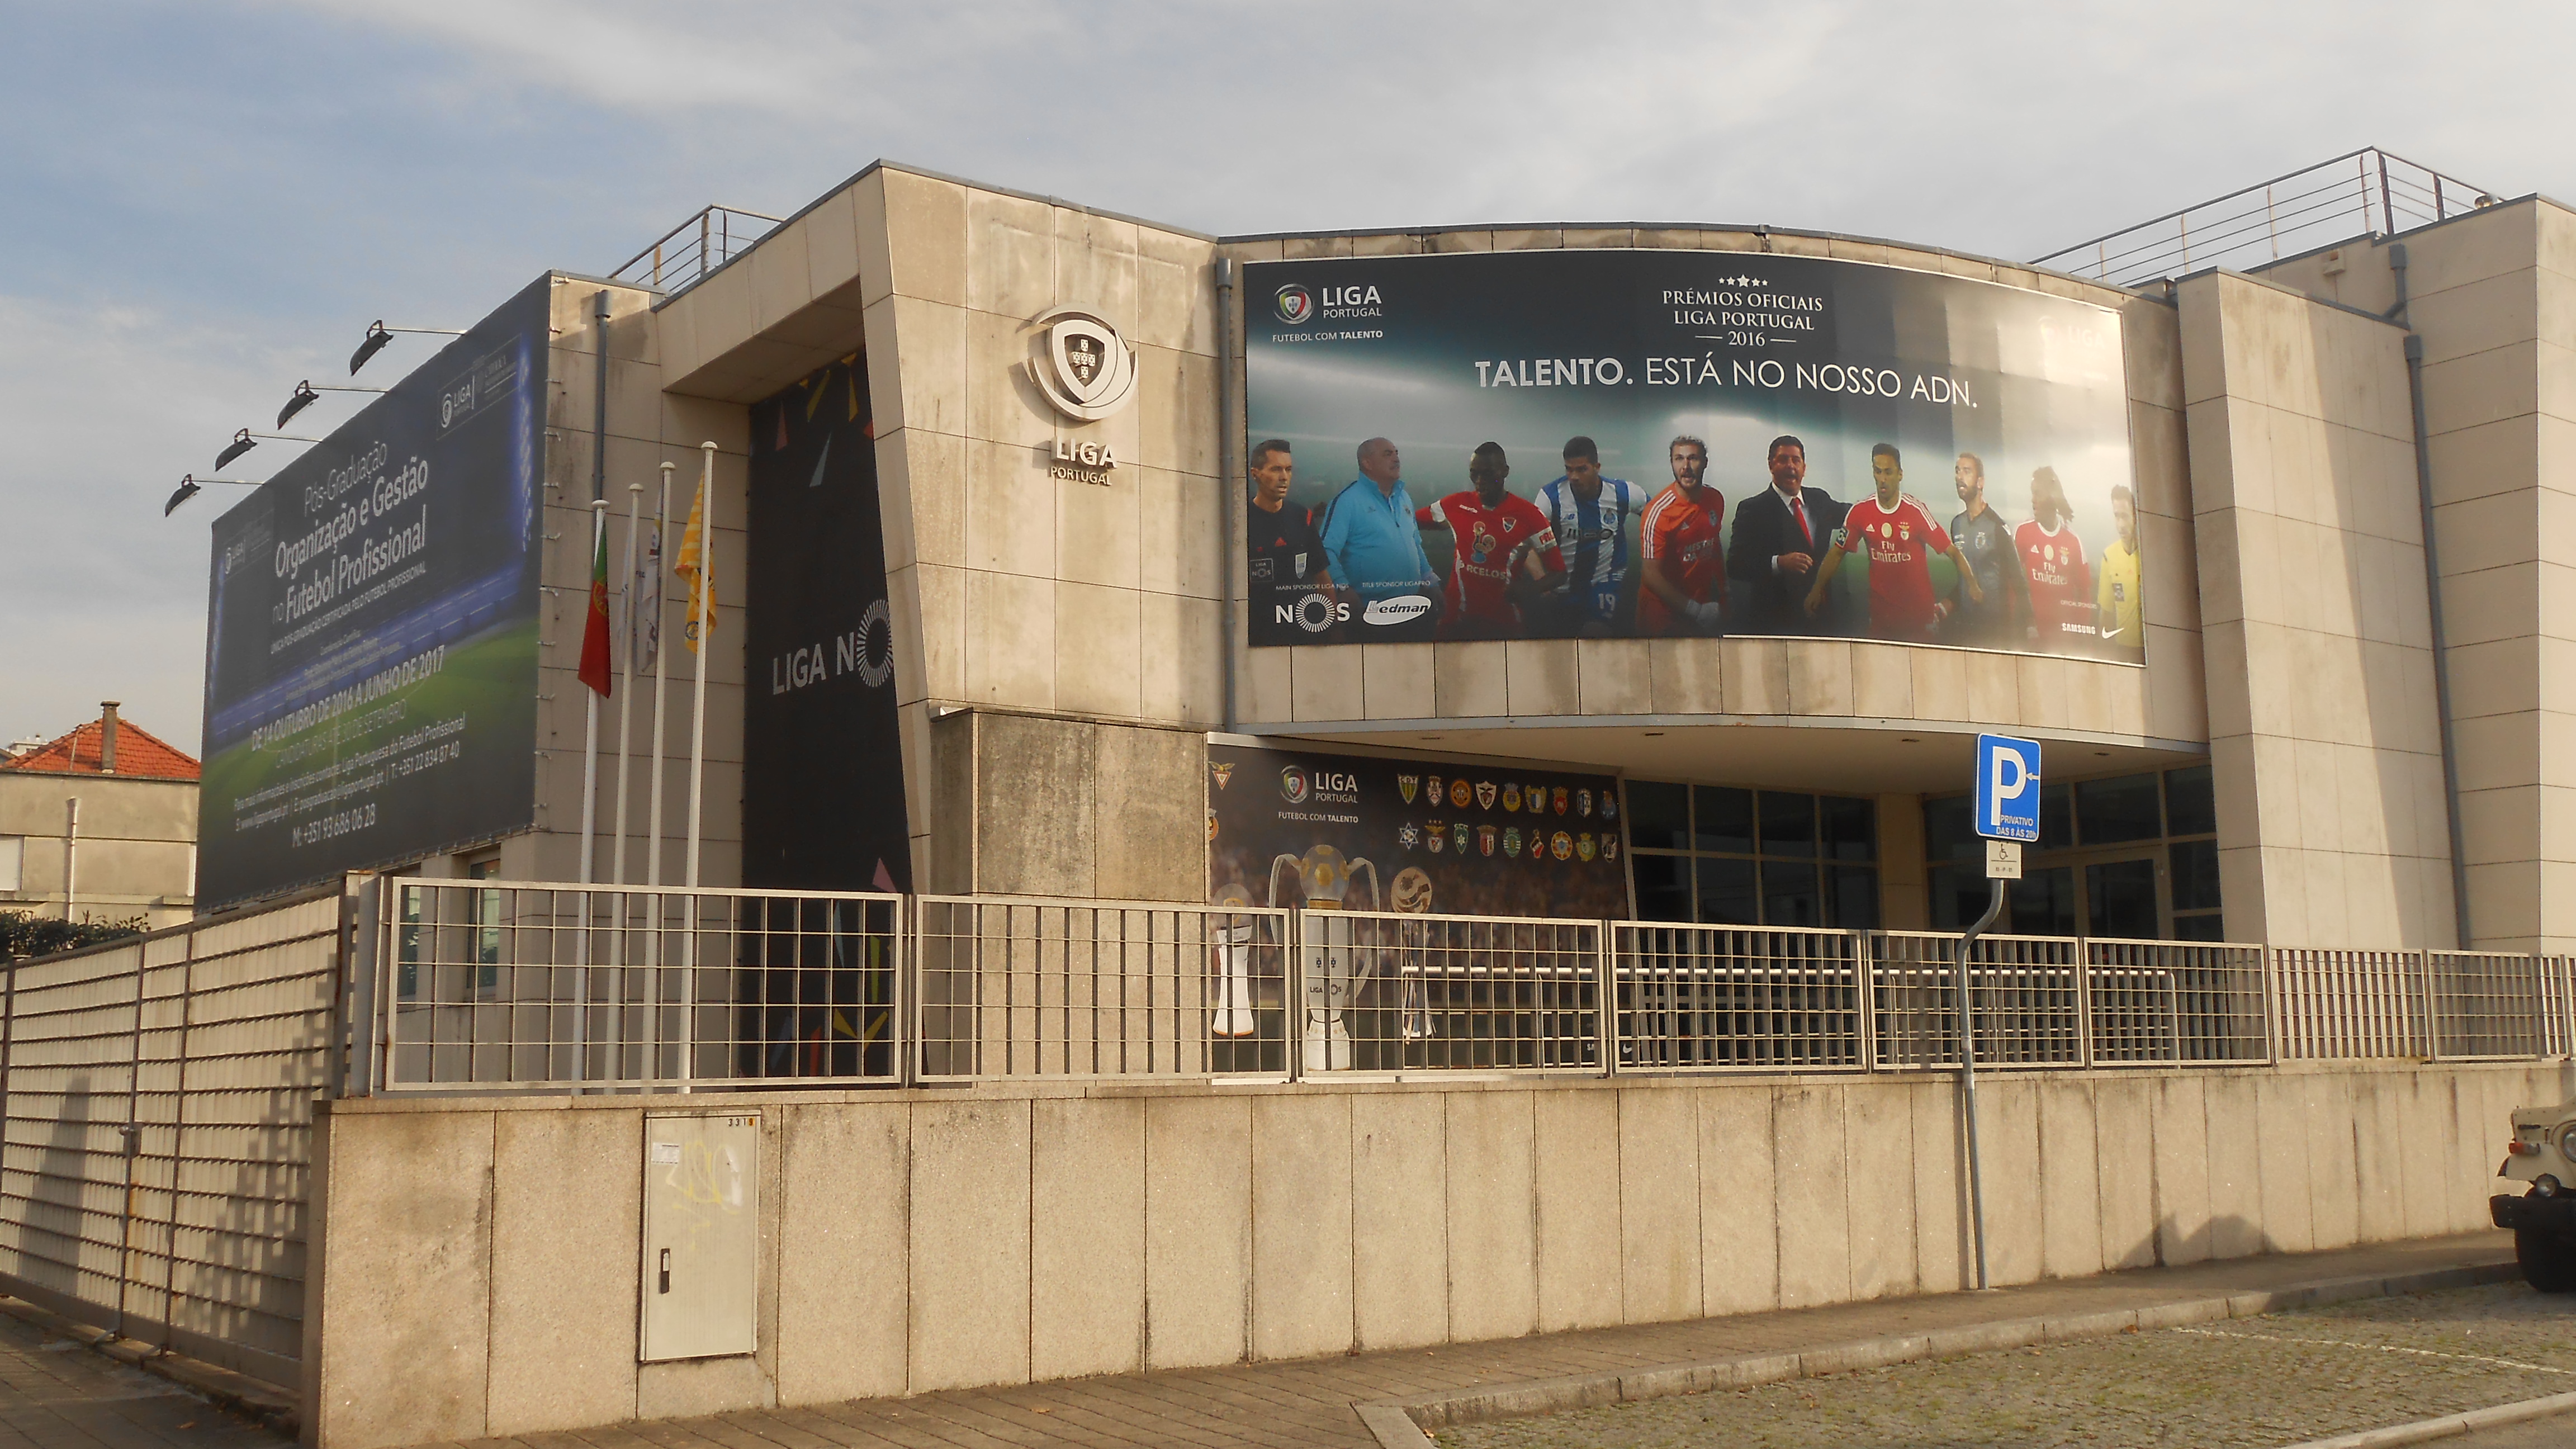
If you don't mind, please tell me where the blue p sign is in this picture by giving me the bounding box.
[1975,734,2042,842]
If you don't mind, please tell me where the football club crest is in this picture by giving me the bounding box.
[1576,834,1596,862]
[1427,820,1446,853]
[1502,784,1522,813]
[1207,811,1217,841]
[1601,793,1617,821]
[1279,767,1308,803]
[1603,835,1620,861]
[1210,763,1235,790]
[1478,825,1497,856]
[1524,782,1545,811]
[1398,774,1419,804]
[1503,827,1522,858]
[1475,780,1497,811]
[1551,831,1574,861]
[1552,787,1569,816]
[1451,822,1469,853]
[1426,775,1443,804]
[1451,779,1472,808]
[1398,821,1420,851]
[1273,284,1314,325]
[1576,788,1593,817]
[1025,306,1138,422]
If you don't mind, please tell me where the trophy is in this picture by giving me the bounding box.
[1267,844,1380,1071]
[1207,882,1259,1039]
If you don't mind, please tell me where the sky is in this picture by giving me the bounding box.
[3,0,2569,755]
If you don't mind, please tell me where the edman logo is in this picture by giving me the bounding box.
[1273,285,1314,325]
[1279,767,1309,803]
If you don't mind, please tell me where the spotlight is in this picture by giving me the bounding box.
[164,473,261,517]
[348,319,463,376]
[217,428,257,470]
[278,381,321,428]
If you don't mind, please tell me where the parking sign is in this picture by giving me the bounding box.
[1974,734,2042,842]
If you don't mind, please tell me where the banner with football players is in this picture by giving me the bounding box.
[1241,250,2142,664]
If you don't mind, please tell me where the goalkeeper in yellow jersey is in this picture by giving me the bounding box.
[2096,484,2142,657]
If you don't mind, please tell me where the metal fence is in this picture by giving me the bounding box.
[2031,147,2498,288]
[0,889,340,1388]
[355,878,903,1093]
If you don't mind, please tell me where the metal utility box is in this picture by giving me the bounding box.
[640,1112,760,1361]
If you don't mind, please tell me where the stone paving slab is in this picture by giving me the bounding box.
[0,1307,279,1449]
[412,1232,2512,1449]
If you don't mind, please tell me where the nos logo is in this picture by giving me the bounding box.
[1280,767,1309,803]
[1273,285,1314,325]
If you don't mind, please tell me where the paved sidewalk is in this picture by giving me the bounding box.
[0,1308,277,1449]
[415,1232,2518,1449]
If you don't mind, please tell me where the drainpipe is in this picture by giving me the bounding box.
[63,798,79,924]
[1215,256,1240,731]
[2388,244,2474,949]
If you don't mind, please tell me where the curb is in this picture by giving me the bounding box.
[2275,1389,2576,1449]
[0,1295,299,1440]
[1352,1261,2520,1449]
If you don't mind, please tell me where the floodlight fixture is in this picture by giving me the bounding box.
[349,319,464,376]
[277,378,386,428]
[164,473,262,516]
[216,428,322,471]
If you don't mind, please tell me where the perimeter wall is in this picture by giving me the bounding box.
[303,1059,2573,1448]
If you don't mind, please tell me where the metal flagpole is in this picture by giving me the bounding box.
[610,480,644,1086]
[682,441,717,1093]
[574,498,608,1089]
[646,461,673,1088]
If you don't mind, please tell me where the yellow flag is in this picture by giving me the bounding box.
[675,480,717,651]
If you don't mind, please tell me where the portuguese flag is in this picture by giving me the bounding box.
[577,513,613,697]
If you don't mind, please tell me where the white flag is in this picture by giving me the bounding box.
[627,518,662,673]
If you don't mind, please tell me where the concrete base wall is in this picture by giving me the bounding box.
[302,1060,2575,1448]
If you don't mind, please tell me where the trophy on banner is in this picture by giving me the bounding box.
[1267,844,1381,1071]
[1207,882,1261,1039]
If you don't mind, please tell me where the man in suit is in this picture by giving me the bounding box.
[1725,434,1848,634]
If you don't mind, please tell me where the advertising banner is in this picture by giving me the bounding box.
[741,354,911,892]
[1205,741,1628,919]
[197,276,550,907]
[1243,251,2139,661]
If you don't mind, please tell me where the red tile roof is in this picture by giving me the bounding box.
[1,713,199,782]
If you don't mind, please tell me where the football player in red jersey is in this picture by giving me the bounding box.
[1804,443,1982,642]
[2014,465,2093,648]
[1637,435,1727,635]
[1415,442,1565,638]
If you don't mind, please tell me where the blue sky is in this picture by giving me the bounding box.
[4,0,2569,753]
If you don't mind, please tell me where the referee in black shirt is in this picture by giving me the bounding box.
[1944,452,2029,646]
[1247,439,1341,645]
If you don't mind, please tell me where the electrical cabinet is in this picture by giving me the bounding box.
[640,1112,759,1361]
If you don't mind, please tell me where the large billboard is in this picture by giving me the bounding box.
[1206,741,1627,919]
[1243,250,2139,662]
[741,354,910,892]
[198,275,550,907]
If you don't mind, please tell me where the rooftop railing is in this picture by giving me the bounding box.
[609,204,785,296]
[2031,148,2499,290]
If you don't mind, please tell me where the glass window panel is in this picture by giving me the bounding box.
[2085,858,2160,939]
[2172,913,2224,942]
[1821,795,1876,862]
[2008,866,2080,937]
[1693,785,1754,855]
[1694,855,1758,925]
[1626,780,1690,852]
[1923,795,1978,864]
[2169,839,2221,913]
[2075,774,2161,845]
[1632,853,1692,921]
[1761,860,1823,927]
[2039,783,2073,849]
[1758,792,1817,858]
[2166,765,2216,836]
[1831,866,1881,930]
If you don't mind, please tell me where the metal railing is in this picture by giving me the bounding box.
[357,879,903,1093]
[338,884,2575,1088]
[609,204,785,295]
[0,890,340,1388]
[2032,148,2499,288]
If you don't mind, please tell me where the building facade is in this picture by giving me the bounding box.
[0,704,200,929]
[200,160,2576,953]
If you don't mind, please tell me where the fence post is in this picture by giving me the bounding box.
[1287,910,1305,1083]
[163,927,194,1351]
[115,944,146,1341]
[2075,937,2096,1070]
[2416,950,2440,1060]
[1854,930,1877,1072]
[1597,922,1617,1078]
[895,895,917,1088]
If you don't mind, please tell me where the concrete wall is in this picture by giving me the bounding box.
[2261,200,2576,951]
[0,774,197,927]
[304,1059,2566,1449]
[925,709,1205,899]
[2178,271,2456,946]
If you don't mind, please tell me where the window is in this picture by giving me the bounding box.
[0,836,20,893]
[1925,764,2222,939]
[1626,782,1878,928]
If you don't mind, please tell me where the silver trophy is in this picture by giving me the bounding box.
[1269,845,1379,1071]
